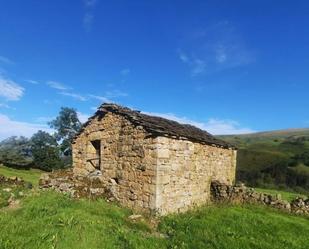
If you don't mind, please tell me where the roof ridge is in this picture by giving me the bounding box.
[73,103,235,149]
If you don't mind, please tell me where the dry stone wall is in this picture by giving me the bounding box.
[155,137,236,215]
[0,174,32,189]
[211,181,309,215]
[39,170,107,199]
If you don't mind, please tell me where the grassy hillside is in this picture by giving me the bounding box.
[0,191,308,249]
[1,159,309,248]
[0,164,42,186]
[218,128,309,193]
[219,128,309,147]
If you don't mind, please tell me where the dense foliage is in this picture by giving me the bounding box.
[30,131,64,171]
[0,136,32,169]
[219,129,309,194]
[48,107,82,156]
[0,107,82,171]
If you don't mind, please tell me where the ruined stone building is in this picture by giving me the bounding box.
[72,103,237,215]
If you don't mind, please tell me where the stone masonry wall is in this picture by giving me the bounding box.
[155,137,236,215]
[211,181,309,215]
[72,112,237,215]
[72,112,158,213]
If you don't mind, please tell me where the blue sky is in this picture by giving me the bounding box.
[0,0,308,140]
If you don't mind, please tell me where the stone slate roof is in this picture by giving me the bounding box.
[73,103,235,149]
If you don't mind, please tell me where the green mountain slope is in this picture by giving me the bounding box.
[218,128,309,147]
[217,128,309,194]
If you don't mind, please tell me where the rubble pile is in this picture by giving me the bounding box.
[39,169,118,201]
[0,174,32,189]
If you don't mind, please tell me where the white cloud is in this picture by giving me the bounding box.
[0,56,14,65]
[47,81,71,90]
[56,89,127,103]
[204,118,254,135]
[83,0,98,31]
[0,103,15,110]
[83,13,94,31]
[105,90,128,98]
[179,52,189,63]
[178,21,255,75]
[59,92,87,101]
[191,59,207,76]
[0,103,10,109]
[25,79,39,84]
[88,90,128,102]
[88,94,112,103]
[120,68,130,76]
[215,45,227,63]
[84,0,98,7]
[178,51,207,76]
[77,112,90,123]
[143,111,254,135]
[0,114,53,141]
[0,77,24,101]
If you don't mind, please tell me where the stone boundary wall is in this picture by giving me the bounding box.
[0,174,32,189]
[39,173,309,216]
[39,170,119,201]
[211,181,309,215]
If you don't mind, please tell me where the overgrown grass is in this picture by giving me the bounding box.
[0,164,42,186]
[0,191,308,249]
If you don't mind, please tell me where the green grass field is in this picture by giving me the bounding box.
[1,166,309,249]
[1,128,309,248]
[0,191,308,249]
[0,164,42,186]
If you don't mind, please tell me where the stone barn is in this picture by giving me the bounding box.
[72,103,236,215]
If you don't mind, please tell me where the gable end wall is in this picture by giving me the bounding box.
[72,112,158,213]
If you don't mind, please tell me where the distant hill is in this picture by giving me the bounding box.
[216,128,309,194]
[218,128,309,147]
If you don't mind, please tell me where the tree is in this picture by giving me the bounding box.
[0,136,32,169]
[30,130,63,171]
[48,107,82,156]
[289,152,309,167]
